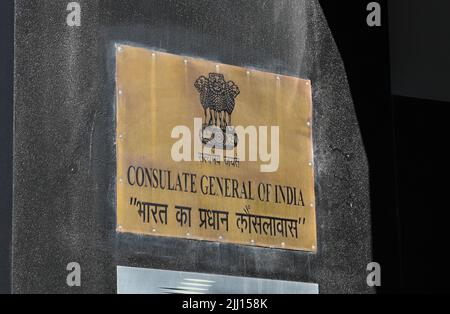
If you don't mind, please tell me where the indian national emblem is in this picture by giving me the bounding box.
[194,73,240,149]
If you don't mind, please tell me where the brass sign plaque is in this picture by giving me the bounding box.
[116,45,317,252]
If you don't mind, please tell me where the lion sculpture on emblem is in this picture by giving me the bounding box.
[194,73,240,129]
[194,73,240,150]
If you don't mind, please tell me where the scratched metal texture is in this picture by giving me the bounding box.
[13,0,373,293]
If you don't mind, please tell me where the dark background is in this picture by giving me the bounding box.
[1,0,449,293]
[320,0,401,293]
[0,0,14,295]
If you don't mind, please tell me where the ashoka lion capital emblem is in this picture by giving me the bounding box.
[194,73,240,149]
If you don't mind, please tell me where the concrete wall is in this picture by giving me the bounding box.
[13,0,373,293]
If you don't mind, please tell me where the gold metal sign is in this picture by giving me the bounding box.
[116,45,317,252]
